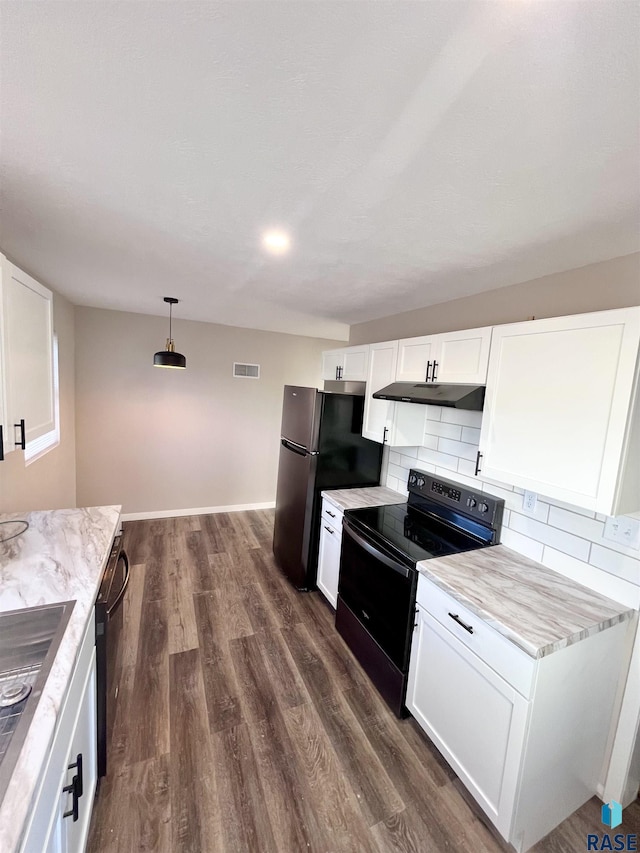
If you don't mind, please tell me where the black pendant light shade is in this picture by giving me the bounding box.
[154,297,186,369]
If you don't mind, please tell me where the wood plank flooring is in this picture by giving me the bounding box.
[88,511,640,852]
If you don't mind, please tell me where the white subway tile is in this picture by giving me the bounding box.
[589,544,640,586]
[399,451,421,468]
[440,408,483,428]
[443,468,480,489]
[424,421,462,441]
[480,482,524,513]
[418,460,437,474]
[438,437,479,462]
[502,509,511,528]
[508,512,591,561]
[547,497,596,519]
[388,450,402,466]
[417,447,458,471]
[385,474,399,492]
[500,528,544,562]
[542,546,640,609]
[426,406,442,421]
[461,426,481,445]
[457,458,480,478]
[548,506,605,541]
[420,434,439,451]
[387,463,409,482]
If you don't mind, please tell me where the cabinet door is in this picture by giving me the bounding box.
[406,606,528,841]
[434,327,492,384]
[2,259,55,445]
[321,349,343,381]
[60,652,97,853]
[316,519,342,607]
[342,346,369,382]
[362,341,398,443]
[396,336,437,382]
[478,308,640,514]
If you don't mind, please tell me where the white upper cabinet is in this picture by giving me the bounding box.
[0,256,55,452]
[321,345,369,382]
[396,327,492,384]
[477,307,640,515]
[362,340,426,445]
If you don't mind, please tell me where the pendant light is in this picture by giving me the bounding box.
[153,297,186,369]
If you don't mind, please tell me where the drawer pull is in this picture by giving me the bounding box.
[326,510,336,518]
[448,612,474,634]
[323,525,334,534]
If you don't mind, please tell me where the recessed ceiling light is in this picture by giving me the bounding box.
[262,229,291,255]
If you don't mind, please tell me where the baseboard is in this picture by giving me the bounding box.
[120,501,276,522]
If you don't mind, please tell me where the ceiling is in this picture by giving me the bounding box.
[1,2,639,340]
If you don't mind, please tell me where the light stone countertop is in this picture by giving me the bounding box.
[0,505,121,853]
[418,544,636,659]
[321,486,406,512]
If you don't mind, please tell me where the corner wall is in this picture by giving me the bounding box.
[74,306,342,516]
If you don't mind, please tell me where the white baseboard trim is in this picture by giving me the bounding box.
[121,501,276,522]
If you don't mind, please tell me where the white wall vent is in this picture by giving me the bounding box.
[233,362,260,379]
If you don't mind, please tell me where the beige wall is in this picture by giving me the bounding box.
[349,252,640,344]
[0,290,77,512]
[74,307,343,515]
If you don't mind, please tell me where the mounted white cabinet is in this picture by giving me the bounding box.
[407,574,633,852]
[317,499,343,607]
[321,345,369,382]
[0,255,55,456]
[20,613,97,853]
[477,307,640,515]
[362,340,426,446]
[396,327,492,384]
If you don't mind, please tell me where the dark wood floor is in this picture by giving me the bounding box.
[87,510,639,852]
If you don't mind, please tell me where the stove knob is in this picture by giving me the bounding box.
[417,477,425,488]
[409,474,417,485]
[478,502,489,513]
[467,497,477,508]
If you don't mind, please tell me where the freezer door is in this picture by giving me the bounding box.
[280,386,319,449]
[273,439,317,588]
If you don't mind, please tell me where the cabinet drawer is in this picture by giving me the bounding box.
[416,574,535,698]
[321,500,343,527]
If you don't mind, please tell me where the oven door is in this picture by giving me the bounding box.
[336,518,418,717]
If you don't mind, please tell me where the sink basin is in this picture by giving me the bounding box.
[0,600,75,804]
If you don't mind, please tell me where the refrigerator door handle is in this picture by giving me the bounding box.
[281,437,312,457]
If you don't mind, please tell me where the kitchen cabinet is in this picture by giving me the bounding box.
[0,255,55,456]
[321,345,369,382]
[316,499,343,607]
[19,612,97,853]
[395,326,492,384]
[362,340,426,445]
[407,574,633,851]
[477,307,640,515]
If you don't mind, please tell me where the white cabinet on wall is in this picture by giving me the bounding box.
[321,345,369,382]
[362,340,426,446]
[477,307,640,515]
[0,255,55,456]
[317,499,343,608]
[20,613,98,853]
[396,327,492,384]
[407,574,633,852]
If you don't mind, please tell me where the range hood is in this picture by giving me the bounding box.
[372,382,485,410]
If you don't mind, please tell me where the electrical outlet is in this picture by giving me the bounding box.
[523,491,538,514]
[603,515,640,550]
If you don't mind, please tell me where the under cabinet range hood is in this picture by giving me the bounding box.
[372,382,485,410]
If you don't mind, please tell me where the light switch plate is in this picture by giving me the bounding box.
[603,515,640,550]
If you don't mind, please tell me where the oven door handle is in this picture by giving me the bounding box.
[107,550,130,618]
[342,521,411,578]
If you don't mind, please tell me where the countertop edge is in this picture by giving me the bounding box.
[321,486,406,512]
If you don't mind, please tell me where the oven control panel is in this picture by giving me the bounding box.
[407,469,504,527]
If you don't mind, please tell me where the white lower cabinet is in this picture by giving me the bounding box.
[20,613,97,853]
[407,575,634,852]
[317,499,344,607]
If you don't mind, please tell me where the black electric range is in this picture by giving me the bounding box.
[335,470,504,716]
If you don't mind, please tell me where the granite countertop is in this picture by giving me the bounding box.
[0,505,121,853]
[418,544,636,659]
[321,486,406,512]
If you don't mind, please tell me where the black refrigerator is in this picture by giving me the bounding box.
[273,385,383,590]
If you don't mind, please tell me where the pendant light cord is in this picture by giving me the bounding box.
[169,301,173,341]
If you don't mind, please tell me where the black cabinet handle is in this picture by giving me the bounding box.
[448,612,474,634]
[0,425,3,461]
[68,752,83,797]
[326,510,336,518]
[382,426,389,444]
[63,753,83,821]
[474,451,483,476]
[323,525,334,534]
[14,419,25,450]
[425,360,432,382]
[432,360,439,381]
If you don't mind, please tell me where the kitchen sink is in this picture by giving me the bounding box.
[0,600,75,805]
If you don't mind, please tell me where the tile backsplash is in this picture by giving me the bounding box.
[382,405,640,608]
